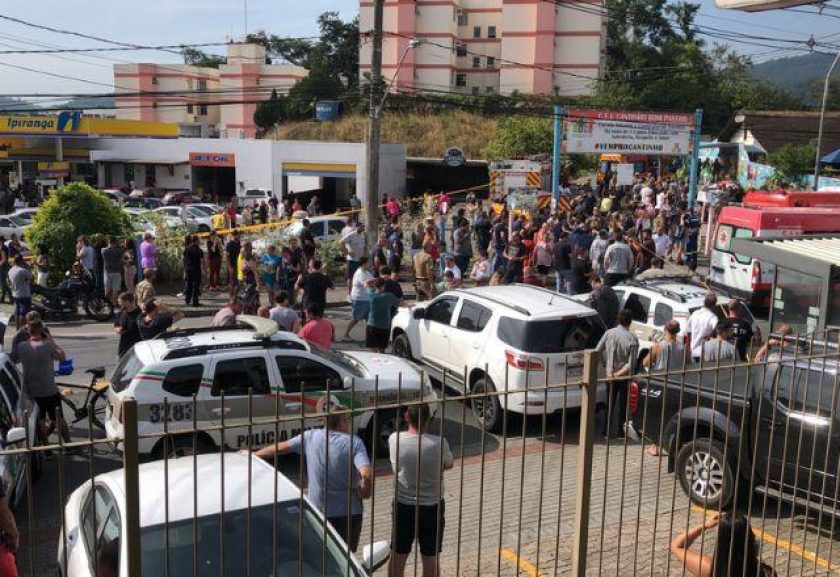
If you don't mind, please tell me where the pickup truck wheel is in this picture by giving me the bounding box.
[471,377,504,434]
[366,409,404,458]
[392,334,413,360]
[676,439,735,510]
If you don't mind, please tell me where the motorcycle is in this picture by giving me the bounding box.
[238,281,260,315]
[32,269,114,322]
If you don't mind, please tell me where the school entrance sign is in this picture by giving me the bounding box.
[562,109,695,156]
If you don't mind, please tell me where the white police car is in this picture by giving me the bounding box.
[0,350,40,507]
[105,316,436,458]
[58,453,390,576]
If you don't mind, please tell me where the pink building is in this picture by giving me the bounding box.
[114,43,307,138]
[359,0,605,97]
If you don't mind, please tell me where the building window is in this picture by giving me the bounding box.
[457,11,468,25]
[151,76,158,85]
[199,104,208,116]
[488,26,497,38]
[486,86,495,93]
[456,43,467,57]
[198,79,207,91]
[487,56,496,68]
[472,56,480,68]
[471,86,480,95]
[187,104,194,114]
[473,26,481,38]
[456,74,467,87]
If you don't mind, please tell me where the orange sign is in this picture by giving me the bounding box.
[189,152,235,167]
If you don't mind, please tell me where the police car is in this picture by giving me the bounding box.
[58,453,391,576]
[105,316,436,458]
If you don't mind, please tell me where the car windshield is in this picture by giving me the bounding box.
[189,205,215,216]
[308,342,366,378]
[110,350,144,393]
[13,213,33,223]
[8,215,27,227]
[140,502,361,577]
[497,316,605,354]
[187,207,209,217]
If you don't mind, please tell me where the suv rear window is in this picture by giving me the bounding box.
[497,316,605,354]
[111,351,145,393]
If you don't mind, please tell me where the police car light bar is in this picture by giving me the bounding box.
[237,315,280,340]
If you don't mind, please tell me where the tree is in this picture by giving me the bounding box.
[765,140,817,181]
[27,183,132,279]
[246,12,359,86]
[807,78,840,111]
[482,117,553,160]
[254,88,285,131]
[180,47,225,68]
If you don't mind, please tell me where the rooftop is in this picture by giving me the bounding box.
[718,110,840,154]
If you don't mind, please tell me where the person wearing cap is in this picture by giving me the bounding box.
[253,403,372,552]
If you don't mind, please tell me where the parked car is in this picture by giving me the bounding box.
[0,214,29,241]
[124,208,155,233]
[0,350,40,508]
[100,189,128,205]
[190,203,243,228]
[105,316,437,458]
[10,208,38,226]
[151,205,216,233]
[390,284,606,432]
[124,196,162,210]
[628,335,840,513]
[573,276,761,360]
[58,453,390,577]
[236,189,272,209]
[161,190,200,206]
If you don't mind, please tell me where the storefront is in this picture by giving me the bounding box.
[732,235,840,334]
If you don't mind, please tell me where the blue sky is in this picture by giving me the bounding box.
[0,0,835,98]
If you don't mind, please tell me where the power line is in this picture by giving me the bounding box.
[0,42,231,55]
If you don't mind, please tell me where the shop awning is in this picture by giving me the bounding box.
[281,162,356,178]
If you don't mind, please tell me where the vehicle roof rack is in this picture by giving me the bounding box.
[162,337,306,361]
[157,315,279,341]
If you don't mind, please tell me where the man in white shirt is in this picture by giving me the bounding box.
[603,230,634,286]
[652,227,672,259]
[686,293,719,362]
[442,255,462,285]
[341,222,367,299]
[640,182,654,206]
[343,257,374,341]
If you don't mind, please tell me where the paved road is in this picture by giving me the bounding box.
[8,301,836,577]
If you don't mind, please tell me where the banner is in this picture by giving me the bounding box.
[563,109,694,156]
[615,163,635,185]
[189,152,236,167]
[37,161,70,178]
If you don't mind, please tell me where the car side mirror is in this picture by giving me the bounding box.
[343,376,353,389]
[413,308,425,320]
[3,427,25,446]
[360,540,390,573]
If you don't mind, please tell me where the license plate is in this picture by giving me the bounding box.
[567,366,582,377]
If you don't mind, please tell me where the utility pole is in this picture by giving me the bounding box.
[366,0,384,251]
[814,51,839,191]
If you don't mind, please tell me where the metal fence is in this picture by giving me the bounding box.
[6,330,840,576]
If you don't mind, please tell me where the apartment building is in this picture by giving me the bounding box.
[359,0,605,97]
[114,43,307,138]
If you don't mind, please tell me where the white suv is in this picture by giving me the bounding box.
[105,317,436,459]
[390,285,606,432]
[576,277,761,358]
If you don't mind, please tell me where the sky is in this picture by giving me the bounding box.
[0,0,836,101]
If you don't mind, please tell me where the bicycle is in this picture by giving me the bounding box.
[56,365,109,431]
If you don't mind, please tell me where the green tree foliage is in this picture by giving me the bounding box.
[806,78,840,111]
[27,183,132,278]
[765,140,817,181]
[482,117,553,160]
[180,47,225,68]
[254,89,284,131]
[593,0,803,133]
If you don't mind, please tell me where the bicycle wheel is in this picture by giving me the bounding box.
[88,389,110,430]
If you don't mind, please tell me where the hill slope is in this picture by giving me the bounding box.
[270,111,498,158]
[750,52,835,102]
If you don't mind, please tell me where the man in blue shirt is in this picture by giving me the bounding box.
[367,277,401,352]
[253,405,372,551]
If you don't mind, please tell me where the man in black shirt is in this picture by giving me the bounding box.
[587,275,619,329]
[137,299,184,340]
[299,219,317,262]
[114,292,141,358]
[183,236,204,307]
[726,299,755,361]
[225,231,241,297]
[295,259,334,311]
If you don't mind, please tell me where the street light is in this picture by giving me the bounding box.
[814,50,839,191]
[365,36,425,251]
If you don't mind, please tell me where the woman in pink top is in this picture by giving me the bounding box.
[298,303,334,349]
[386,196,401,218]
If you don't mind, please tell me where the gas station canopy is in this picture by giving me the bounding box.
[0,113,178,139]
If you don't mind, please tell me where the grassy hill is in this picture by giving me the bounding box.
[750,52,835,102]
[270,110,498,158]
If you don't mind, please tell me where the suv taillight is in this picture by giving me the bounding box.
[505,351,545,371]
[751,261,762,289]
[629,381,639,415]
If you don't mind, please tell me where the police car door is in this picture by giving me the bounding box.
[206,352,276,450]
[273,352,343,436]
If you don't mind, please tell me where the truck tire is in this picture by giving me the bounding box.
[366,409,401,458]
[676,438,735,510]
[471,376,504,434]
[391,333,413,360]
